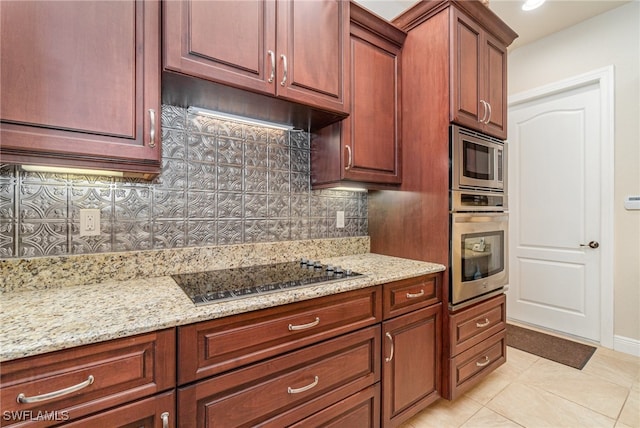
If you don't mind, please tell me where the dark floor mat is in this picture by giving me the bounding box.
[506,324,597,370]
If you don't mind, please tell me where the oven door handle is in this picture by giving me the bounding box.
[452,213,509,224]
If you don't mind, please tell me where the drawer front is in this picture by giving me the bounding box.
[287,384,380,428]
[383,273,441,319]
[178,286,382,384]
[178,326,380,428]
[449,294,506,356]
[449,329,506,400]
[0,329,175,428]
[63,391,175,428]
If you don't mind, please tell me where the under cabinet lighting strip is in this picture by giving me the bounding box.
[21,165,124,177]
[187,107,294,131]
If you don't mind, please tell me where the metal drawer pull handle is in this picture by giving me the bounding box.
[288,376,319,394]
[485,101,492,124]
[345,145,353,170]
[17,375,94,404]
[479,100,488,123]
[280,54,288,86]
[161,411,169,428]
[149,109,156,148]
[385,332,395,363]
[267,50,275,83]
[476,318,491,328]
[476,356,491,367]
[406,289,425,299]
[288,317,320,331]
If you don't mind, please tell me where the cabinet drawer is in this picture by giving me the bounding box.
[178,286,381,384]
[63,391,175,428]
[449,329,506,400]
[289,384,380,428]
[177,326,380,428]
[0,329,175,427]
[383,273,441,319]
[449,294,506,356]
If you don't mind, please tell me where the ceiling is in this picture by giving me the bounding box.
[353,0,631,49]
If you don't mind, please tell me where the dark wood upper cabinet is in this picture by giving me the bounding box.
[450,7,509,139]
[311,3,405,189]
[0,0,161,178]
[163,0,349,115]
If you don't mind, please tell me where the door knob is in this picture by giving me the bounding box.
[580,241,599,249]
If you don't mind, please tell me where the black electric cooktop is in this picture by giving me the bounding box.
[172,260,363,306]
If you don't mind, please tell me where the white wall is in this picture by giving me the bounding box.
[507,1,640,346]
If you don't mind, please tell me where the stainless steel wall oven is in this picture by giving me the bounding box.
[450,125,508,310]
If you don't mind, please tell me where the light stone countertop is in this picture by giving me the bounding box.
[0,253,445,362]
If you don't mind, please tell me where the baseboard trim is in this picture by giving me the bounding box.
[613,335,640,357]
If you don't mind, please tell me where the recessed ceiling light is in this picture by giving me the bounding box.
[522,0,546,11]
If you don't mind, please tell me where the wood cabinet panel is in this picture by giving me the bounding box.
[383,273,442,319]
[0,0,161,177]
[178,287,381,384]
[0,329,175,427]
[163,0,275,94]
[382,304,442,427]
[450,7,508,139]
[289,384,380,428]
[177,326,380,428]
[449,293,506,356]
[448,329,506,400]
[163,0,347,115]
[277,0,348,111]
[311,4,404,189]
[63,391,175,428]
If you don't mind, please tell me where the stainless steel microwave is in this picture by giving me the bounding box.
[451,125,505,192]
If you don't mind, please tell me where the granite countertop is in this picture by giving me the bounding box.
[0,252,445,362]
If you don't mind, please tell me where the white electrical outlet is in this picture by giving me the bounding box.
[336,211,345,228]
[80,209,101,236]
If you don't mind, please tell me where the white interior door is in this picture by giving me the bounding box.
[507,77,608,342]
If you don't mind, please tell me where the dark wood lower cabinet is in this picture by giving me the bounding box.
[177,326,380,428]
[382,304,442,427]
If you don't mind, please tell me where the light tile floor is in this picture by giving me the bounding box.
[400,343,640,428]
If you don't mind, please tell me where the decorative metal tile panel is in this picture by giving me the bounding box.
[0,105,368,258]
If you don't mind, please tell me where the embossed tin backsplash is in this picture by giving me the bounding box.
[0,105,367,258]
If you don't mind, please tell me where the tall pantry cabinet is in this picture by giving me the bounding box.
[369,0,517,400]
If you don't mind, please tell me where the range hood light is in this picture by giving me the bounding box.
[21,165,124,177]
[187,107,294,131]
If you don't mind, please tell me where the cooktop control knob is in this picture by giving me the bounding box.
[335,266,343,275]
[313,261,323,269]
[345,269,353,276]
[326,265,335,271]
[300,258,308,265]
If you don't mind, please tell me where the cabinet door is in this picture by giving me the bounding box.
[343,25,402,184]
[482,32,508,139]
[310,8,404,189]
[450,8,483,132]
[276,0,349,113]
[450,8,508,139]
[63,391,175,428]
[0,0,161,177]
[382,304,441,427]
[163,0,276,95]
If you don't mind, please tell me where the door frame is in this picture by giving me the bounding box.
[507,66,614,348]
